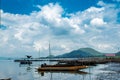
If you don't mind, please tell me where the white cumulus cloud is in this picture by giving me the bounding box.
[0,2,120,57]
[90,18,107,26]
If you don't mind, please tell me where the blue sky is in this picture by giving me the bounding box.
[1,0,98,14]
[0,0,120,57]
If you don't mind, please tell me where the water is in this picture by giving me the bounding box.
[0,60,120,80]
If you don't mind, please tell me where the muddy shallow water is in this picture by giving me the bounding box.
[95,63,120,80]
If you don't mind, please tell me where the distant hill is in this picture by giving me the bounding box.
[56,48,104,58]
[116,51,120,56]
[0,57,12,60]
[46,55,55,58]
[79,48,104,56]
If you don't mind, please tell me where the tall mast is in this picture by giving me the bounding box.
[38,48,40,59]
[49,42,51,60]
[38,48,41,65]
[49,42,53,80]
[49,41,52,65]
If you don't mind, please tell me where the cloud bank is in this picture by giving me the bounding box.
[0,1,120,57]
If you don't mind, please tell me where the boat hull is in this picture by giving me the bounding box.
[37,66,88,71]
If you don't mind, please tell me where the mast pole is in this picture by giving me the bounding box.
[38,48,41,65]
[49,41,52,65]
[38,48,40,59]
[49,42,51,60]
[49,41,53,80]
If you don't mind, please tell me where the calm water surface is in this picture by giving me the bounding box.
[0,60,120,80]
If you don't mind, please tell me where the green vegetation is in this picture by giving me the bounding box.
[79,48,104,56]
[56,48,104,58]
[116,51,120,56]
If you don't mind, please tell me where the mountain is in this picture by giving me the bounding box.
[79,48,104,56]
[0,57,12,60]
[116,51,120,56]
[56,48,104,58]
[46,55,55,58]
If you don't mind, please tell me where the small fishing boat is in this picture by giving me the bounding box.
[37,65,88,71]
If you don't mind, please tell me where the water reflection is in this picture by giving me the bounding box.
[38,71,88,76]
[1,60,119,80]
[19,64,32,72]
[50,72,53,80]
[88,67,92,80]
[18,61,93,80]
[26,66,31,71]
[37,70,88,80]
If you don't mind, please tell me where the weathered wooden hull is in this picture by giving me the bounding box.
[37,66,88,71]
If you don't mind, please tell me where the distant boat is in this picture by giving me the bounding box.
[20,60,32,64]
[14,55,32,64]
[14,59,32,64]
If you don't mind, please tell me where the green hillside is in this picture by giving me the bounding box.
[116,51,120,56]
[56,48,104,58]
[79,48,104,56]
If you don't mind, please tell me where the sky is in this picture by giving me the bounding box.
[0,0,120,57]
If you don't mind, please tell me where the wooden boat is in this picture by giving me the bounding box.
[37,65,88,71]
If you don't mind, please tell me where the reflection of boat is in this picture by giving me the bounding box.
[38,70,88,76]
[0,78,11,80]
[40,70,88,74]
[38,65,88,71]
